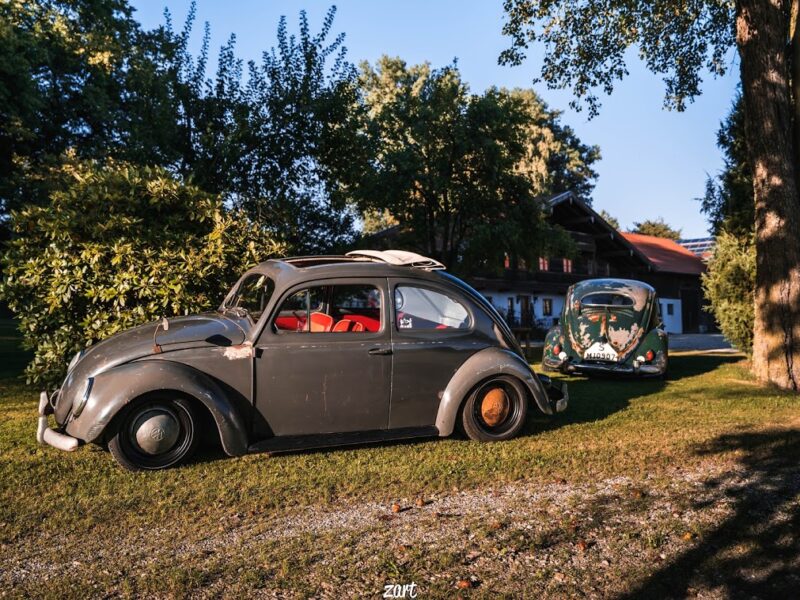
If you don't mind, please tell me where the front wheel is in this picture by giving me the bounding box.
[108,396,198,471]
[460,376,528,442]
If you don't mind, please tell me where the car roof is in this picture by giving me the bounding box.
[571,278,656,295]
[246,254,452,287]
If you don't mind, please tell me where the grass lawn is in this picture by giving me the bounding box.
[1,326,798,598]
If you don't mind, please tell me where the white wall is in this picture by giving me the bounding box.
[481,289,684,334]
[479,290,565,329]
[659,298,683,334]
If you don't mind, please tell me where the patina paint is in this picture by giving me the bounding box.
[543,278,668,378]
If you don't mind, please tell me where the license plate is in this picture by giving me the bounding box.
[584,342,618,362]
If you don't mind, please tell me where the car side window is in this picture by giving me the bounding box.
[273,284,382,333]
[330,285,382,332]
[273,287,326,333]
[394,285,470,331]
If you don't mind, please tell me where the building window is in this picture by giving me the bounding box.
[563,258,573,273]
[507,297,515,323]
[542,298,553,316]
[538,257,548,271]
[667,303,674,316]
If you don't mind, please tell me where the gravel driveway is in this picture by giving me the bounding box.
[668,334,734,351]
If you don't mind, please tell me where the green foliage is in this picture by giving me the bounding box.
[702,232,756,353]
[701,93,754,236]
[630,218,682,240]
[597,209,620,230]
[500,0,735,116]
[183,7,363,252]
[1,2,361,253]
[349,57,595,271]
[0,157,282,385]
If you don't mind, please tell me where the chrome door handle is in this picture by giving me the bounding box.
[368,347,393,356]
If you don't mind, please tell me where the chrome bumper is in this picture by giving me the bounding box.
[543,356,663,376]
[36,391,79,452]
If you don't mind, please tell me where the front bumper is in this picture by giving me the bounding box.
[543,355,664,376]
[36,391,79,452]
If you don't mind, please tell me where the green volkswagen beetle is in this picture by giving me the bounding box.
[542,278,668,377]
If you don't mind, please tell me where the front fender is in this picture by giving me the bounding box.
[65,360,249,456]
[435,347,554,437]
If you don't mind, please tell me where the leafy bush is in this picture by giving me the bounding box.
[0,157,283,385]
[701,232,756,353]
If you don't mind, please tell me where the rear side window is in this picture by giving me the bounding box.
[273,284,381,333]
[394,285,470,330]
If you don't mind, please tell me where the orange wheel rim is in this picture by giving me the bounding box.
[480,387,510,427]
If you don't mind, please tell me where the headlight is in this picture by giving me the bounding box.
[67,350,84,373]
[71,377,93,417]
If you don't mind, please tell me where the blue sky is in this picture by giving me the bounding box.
[131,1,740,239]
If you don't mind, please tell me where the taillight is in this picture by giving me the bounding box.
[553,344,562,355]
[645,350,655,362]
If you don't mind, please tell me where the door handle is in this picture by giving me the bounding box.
[368,347,393,356]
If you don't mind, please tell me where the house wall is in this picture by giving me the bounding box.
[479,290,565,330]
[658,297,683,334]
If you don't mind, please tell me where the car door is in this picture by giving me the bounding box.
[388,278,485,429]
[253,278,391,437]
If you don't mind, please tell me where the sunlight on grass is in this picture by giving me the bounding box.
[1,347,796,553]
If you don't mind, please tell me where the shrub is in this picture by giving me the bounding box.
[0,157,283,386]
[701,231,756,353]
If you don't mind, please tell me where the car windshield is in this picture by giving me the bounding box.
[225,274,275,320]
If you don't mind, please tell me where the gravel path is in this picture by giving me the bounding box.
[4,458,799,598]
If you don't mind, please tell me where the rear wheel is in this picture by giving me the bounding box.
[108,396,198,471]
[460,376,528,442]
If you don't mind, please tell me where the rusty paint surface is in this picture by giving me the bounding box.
[480,387,509,427]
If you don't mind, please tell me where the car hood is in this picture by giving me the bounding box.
[54,313,247,424]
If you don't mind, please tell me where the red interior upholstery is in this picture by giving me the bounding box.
[332,319,368,332]
[275,315,300,331]
[345,314,380,332]
[309,312,334,332]
[332,319,354,332]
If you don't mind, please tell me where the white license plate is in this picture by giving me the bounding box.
[584,342,618,362]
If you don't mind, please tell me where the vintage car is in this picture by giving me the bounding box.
[542,278,668,377]
[37,250,568,471]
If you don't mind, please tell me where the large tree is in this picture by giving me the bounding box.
[630,218,682,240]
[349,56,597,272]
[501,0,800,391]
[701,93,755,236]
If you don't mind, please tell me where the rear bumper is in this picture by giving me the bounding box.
[543,356,664,377]
[36,391,79,452]
[536,375,568,413]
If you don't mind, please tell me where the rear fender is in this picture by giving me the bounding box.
[64,360,249,456]
[435,347,553,437]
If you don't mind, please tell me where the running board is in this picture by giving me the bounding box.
[248,426,439,455]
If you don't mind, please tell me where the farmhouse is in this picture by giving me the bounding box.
[468,192,709,334]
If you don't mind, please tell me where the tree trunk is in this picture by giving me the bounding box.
[737,0,800,390]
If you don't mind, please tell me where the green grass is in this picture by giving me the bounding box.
[1,325,798,597]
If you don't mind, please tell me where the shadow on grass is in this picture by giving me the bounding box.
[188,353,747,464]
[524,353,743,435]
[618,428,800,598]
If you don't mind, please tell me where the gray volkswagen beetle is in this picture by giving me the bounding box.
[37,250,568,471]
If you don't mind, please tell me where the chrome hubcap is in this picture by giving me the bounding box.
[132,409,180,455]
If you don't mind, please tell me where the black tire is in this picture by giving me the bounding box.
[108,396,198,471]
[460,376,528,442]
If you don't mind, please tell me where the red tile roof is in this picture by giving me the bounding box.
[622,233,706,275]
